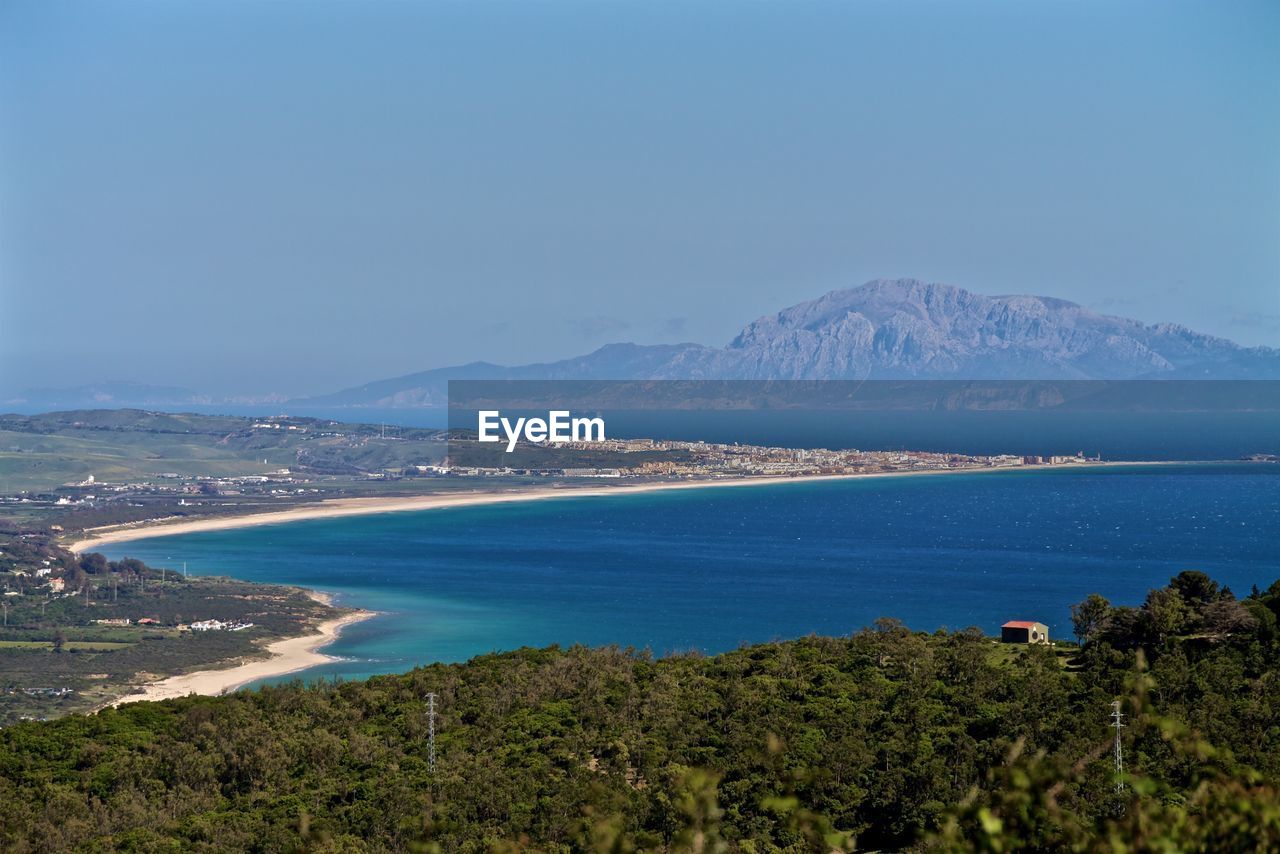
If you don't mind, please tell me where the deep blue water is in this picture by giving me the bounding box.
[102,464,1280,686]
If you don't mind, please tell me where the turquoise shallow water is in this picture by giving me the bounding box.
[102,464,1280,686]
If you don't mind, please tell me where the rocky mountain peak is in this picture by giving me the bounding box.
[296,279,1280,406]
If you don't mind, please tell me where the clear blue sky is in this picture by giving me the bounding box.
[2,0,1277,397]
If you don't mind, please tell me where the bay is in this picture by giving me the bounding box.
[102,463,1280,686]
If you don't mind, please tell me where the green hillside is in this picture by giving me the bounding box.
[2,571,1278,851]
[0,533,341,720]
[0,409,446,494]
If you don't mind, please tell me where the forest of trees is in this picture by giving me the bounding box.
[1,570,1278,851]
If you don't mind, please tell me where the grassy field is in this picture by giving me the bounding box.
[0,408,448,497]
[0,410,308,492]
[0,428,298,492]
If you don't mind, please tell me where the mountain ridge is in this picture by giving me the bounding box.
[295,279,1279,407]
[301,279,1279,405]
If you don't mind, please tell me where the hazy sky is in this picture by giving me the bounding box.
[2,0,1278,397]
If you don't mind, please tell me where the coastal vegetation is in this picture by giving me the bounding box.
[1,570,1277,851]
[0,534,339,721]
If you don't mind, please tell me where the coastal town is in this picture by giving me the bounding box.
[449,435,1097,479]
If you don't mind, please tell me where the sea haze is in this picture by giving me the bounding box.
[101,464,1280,687]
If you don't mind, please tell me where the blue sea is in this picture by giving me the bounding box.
[102,464,1280,686]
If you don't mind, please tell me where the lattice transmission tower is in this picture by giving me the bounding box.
[427,692,438,775]
[1110,700,1125,793]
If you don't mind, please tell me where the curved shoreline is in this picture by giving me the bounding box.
[67,462,1162,553]
[111,603,376,705]
[89,460,1186,704]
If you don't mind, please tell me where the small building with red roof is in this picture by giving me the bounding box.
[1001,620,1049,644]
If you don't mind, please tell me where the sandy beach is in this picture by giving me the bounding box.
[111,598,375,705]
[67,463,1148,554]
[88,460,1165,704]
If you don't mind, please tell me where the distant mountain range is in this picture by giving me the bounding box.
[298,279,1280,408]
[8,280,1274,412]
